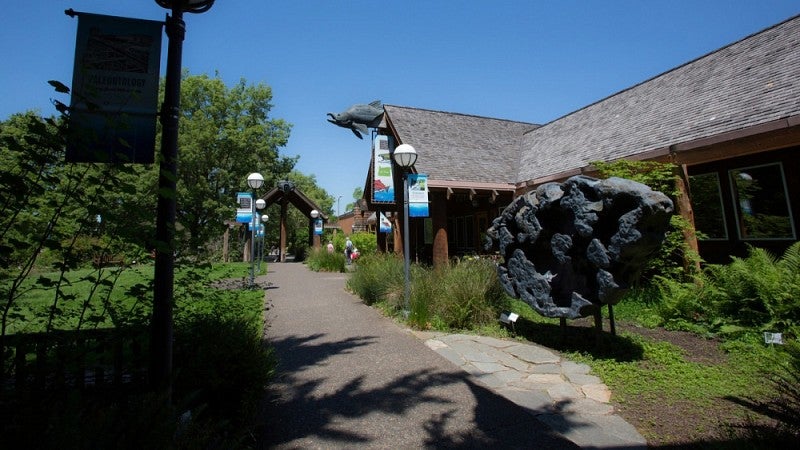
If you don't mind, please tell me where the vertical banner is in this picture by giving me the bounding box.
[379,212,392,233]
[408,173,429,217]
[66,13,163,163]
[372,135,395,203]
[314,218,323,235]
[236,192,253,223]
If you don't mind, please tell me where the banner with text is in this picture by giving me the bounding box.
[66,13,162,163]
[236,192,253,223]
[408,174,429,217]
[372,135,395,204]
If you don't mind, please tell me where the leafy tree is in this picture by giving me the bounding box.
[345,187,363,212]
[115,72,296,259]
[175,73,295,256]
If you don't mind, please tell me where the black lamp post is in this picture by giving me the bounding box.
[247,173,265,287]
[392,143,418,316]
[151,0,215,395]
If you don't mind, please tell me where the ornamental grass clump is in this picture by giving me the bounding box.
[419,257,507,330]
[346,253,404,306]
[305,247,346,273]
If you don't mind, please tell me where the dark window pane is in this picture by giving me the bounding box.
[690,173,728,240]
[729,163,795,240]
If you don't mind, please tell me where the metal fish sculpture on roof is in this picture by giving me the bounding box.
[327,100,384,139]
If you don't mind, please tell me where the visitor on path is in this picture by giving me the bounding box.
[327,240,334,253]
[345,237,354,264]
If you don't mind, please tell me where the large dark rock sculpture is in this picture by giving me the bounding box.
[485,175,674,320]
[327,100,384,139]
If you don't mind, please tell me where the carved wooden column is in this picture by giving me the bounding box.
[431,191,449,268]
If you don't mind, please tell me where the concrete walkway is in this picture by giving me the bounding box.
[258,262,646,449]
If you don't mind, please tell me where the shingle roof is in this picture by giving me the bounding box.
[518,14,800,183]
[383,105,538,184]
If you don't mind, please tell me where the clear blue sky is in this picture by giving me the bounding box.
[2,1,798,215]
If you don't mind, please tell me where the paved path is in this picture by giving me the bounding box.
[258,262,646,449]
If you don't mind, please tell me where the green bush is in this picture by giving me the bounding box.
[412,258,508,330]
[332,231,378,256]
[173,314,275,429]
[635,242,800,337]
[346,252,404,305]
[348,254,510,331]
[305,247,346,272]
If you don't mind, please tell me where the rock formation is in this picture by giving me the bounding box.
[485,175,674,320]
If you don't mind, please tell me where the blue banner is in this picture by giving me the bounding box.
[236,192,253,223]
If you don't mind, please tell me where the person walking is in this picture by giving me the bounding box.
[345,237,353,264]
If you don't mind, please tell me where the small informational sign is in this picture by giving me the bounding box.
[236,192,253,223]
[500,312,519,324]
[408,173,429,217]
[764,332,783,345]
[66,13,163,163]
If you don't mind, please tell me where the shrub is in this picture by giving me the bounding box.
[415,258,508,330]
[305,247,346,272]
[346,253,404,305]
[172,313,275,429]
[641,242,800,337]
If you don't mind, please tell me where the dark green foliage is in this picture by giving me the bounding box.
[173,314,275,430]
[640,243,800,337]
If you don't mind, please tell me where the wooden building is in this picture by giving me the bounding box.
[365,15,800,266]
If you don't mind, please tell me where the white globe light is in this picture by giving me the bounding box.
[310,209,320,218]
[247,172,264,189]
[255,198,266,210]
[393,144,418,168]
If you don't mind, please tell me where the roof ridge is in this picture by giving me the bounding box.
[384,104,539,127]
[523,12,800,136]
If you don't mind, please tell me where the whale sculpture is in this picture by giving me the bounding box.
[327,100,384,139]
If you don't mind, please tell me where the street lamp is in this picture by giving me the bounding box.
[393,143,417,316]
[257,212,268,272]
[248,173,265,287]
[151,0,215,395]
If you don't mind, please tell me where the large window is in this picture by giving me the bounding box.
[729,163,795,240]
[447,215,475,254]
[689,172,728,240]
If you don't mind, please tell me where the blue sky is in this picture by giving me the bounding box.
[2,1,798,215]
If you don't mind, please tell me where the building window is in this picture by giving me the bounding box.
[447,215,475,254]
[689,172,728,240]
[729,163,795,240]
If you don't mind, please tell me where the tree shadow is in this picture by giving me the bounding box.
[512,317,645,363]
[259,333,579,449]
